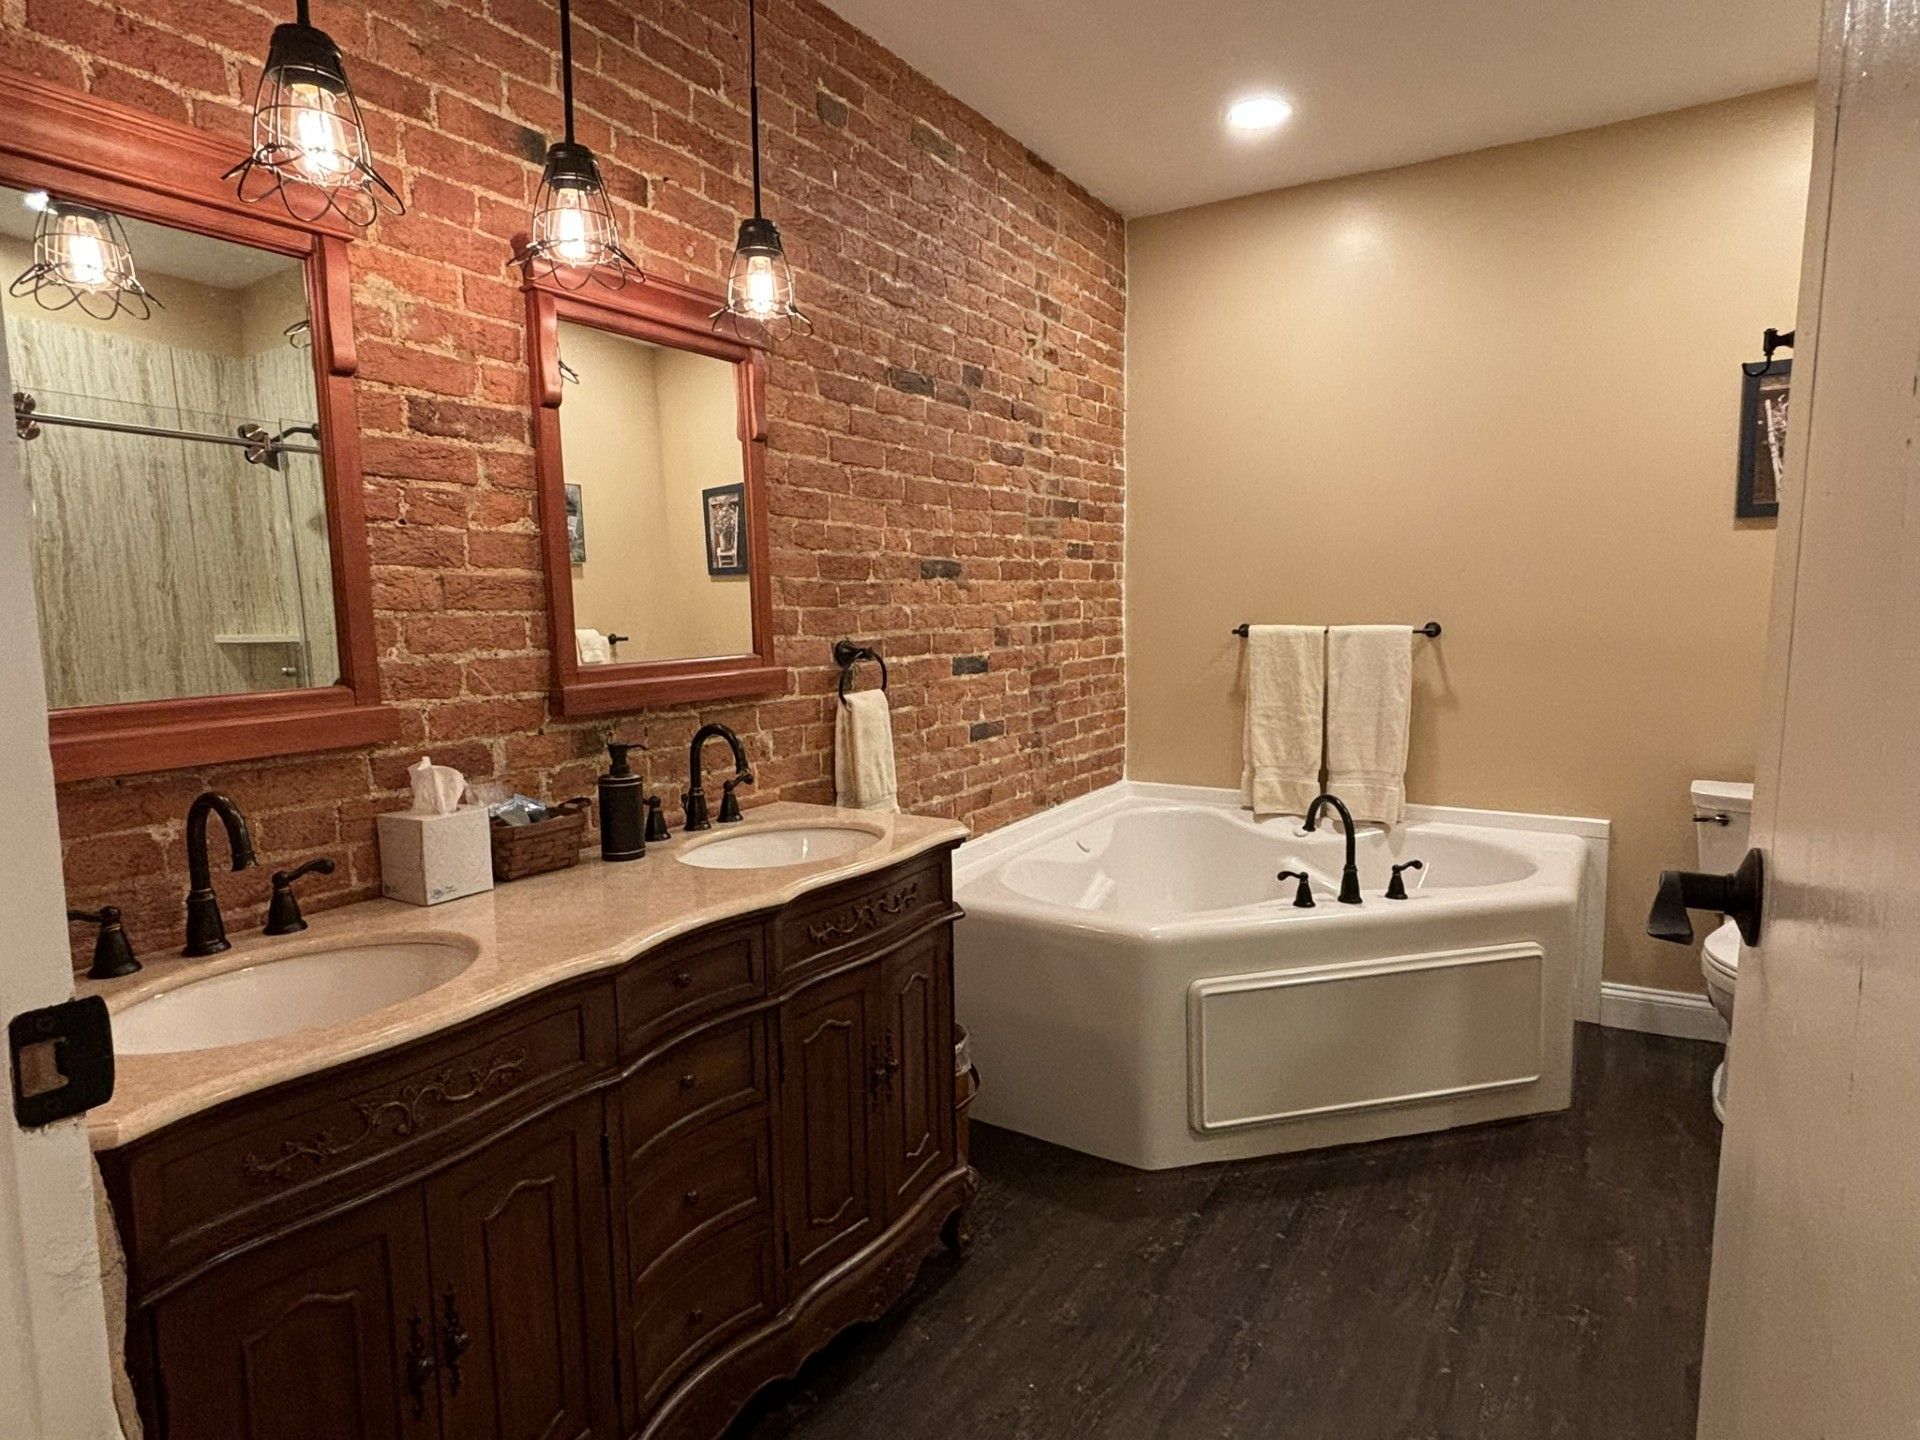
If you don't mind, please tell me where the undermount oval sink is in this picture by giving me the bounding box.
[677,825,877,870]
[111,941,476,1055]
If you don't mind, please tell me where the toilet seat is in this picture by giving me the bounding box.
[1702,920,1741,987]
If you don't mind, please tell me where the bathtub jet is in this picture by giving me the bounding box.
[953,783,1596,1170]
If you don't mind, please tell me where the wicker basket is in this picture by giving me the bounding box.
[489,798,591,882]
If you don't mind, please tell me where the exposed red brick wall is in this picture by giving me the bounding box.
[7,0,1126,970]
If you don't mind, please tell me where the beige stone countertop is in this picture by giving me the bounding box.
[83,803,967,1151]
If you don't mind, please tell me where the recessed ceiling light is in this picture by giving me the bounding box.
[1226,94,1293,132]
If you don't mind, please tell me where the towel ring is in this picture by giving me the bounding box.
[833,639,888,707]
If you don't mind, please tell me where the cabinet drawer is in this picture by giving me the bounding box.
[616,918,765,1053]
[624,1110,771,1287]
[775,851,952,980]
[622,1017,766,1158]
[630,1220,774,1409]
[103,982,614,1296]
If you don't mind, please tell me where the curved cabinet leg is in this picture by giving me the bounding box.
[939,1166,981,1254]
[939,1203,973,1255]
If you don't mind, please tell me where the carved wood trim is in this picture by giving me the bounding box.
[639,1166,979,1440]
[241,1049,530,1187]
[805,879,922,947]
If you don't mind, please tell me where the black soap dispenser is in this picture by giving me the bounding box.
[599,741,646,862]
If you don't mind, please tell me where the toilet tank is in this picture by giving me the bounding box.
[1691,780,1754,873]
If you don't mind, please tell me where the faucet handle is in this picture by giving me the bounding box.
[643,794,672,843]
[265,857,336,936]
[67,906,141,980]
[1275,871,1316,909]
[718,776,751,823]
[1386,859,1425,900]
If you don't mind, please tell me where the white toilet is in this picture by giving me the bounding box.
[1690,779,1753,1122]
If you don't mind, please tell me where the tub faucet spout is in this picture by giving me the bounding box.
[1303,793,1363,905]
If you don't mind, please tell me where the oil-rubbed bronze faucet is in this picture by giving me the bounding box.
[183,791,257,956]
[1302,792,1364,905]
[683,723,754,832]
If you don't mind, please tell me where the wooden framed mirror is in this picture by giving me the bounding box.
[0,71,393,782]
[526,271,785,715]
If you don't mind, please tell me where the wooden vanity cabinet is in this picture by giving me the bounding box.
[103,845,974,1440]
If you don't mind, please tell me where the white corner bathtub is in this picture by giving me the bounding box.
[954,783,1602,1169]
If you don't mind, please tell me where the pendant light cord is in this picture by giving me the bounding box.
[559,0,577,145]
[748,0,764,219]
[295,0,311,26]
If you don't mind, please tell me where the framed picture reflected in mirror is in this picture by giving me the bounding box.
[1737,358,1789,520]
[703,482,747,576]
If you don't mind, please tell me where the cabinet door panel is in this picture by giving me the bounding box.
[880,931,955,1217]
[150,1187,434,1440]
[779,967,877,1288]
[424,1096,612,1440]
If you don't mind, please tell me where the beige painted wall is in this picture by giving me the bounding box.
[1126,87,1814,992]
[558,321,752,662]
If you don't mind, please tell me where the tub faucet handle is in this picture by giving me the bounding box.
[1386,859,1425,900]
[1275,870,1315,909]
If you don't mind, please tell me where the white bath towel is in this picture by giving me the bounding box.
[1326,625,1415,826]
[1240,624,1325,817]
[574,628,611,666]
[835,689,899,812]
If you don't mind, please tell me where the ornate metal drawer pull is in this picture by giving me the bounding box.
[806,880,921,947]
[404,1313,436,1419]
[241,1047,530,1186]
[441,1289,472,1395]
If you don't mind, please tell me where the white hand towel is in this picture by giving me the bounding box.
[1327,625,1415,826]
[1240,624,1325,817]
[575,628,611,666]
[835,689,899,812]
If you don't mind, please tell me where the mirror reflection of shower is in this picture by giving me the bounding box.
[1,183,338,709]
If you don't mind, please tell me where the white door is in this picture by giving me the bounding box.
[0,280,124,1430]
[1697,0,1920,1433]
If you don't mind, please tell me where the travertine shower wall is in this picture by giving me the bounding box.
[5,273,335,709]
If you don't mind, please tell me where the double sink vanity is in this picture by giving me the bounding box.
[5,65,972,1440]
[88,805,973,1440]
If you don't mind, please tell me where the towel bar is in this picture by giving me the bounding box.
[1232,622,1442,639]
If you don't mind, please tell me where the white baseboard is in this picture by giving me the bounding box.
[1599,982,1728,1042]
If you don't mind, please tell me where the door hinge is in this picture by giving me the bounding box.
[9,995,114,1128]
[599,1131,613,1188]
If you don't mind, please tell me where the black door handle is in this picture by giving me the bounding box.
[1648,848,1765,947]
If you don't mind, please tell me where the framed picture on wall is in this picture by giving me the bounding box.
[1736,359,1789,520]
[703,482,748,576]
[564,483,586,563]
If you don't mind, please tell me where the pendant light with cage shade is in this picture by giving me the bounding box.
[226,0,403,228]
[518,0,642,290]
[714,0,809,338]
[7,192,161,322]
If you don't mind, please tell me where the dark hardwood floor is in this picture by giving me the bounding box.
[730,1024,1722,1440]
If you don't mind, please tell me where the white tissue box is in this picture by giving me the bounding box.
[377,806,494,906]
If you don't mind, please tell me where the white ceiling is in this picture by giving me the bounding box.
[0,187,293,290]
[822,0,1823,217]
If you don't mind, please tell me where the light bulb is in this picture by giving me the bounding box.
[550,191,593,263]
[55,218,111,292]
[743,255,778,317]
[287,82,352,183]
